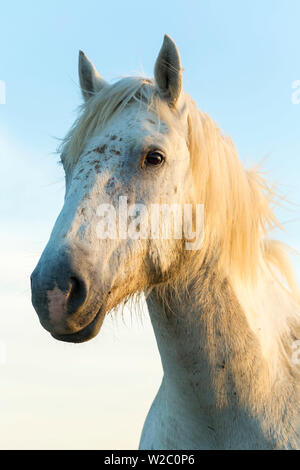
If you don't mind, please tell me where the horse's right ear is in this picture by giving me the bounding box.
[78,51,107,101]
[154,35,183,107]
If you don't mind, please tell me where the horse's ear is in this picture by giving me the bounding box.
[154,35,182,106]
[78,51,107,101]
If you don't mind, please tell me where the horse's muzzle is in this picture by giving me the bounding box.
[30,245,102,342]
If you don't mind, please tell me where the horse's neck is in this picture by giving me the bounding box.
[146,264,299,449]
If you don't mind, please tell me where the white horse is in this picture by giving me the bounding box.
[31,35,300,449]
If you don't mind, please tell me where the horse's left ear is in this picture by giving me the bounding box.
[154,35,182,107]
[78,51,107,101]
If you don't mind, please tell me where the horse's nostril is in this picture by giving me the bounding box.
[68,276,87,313]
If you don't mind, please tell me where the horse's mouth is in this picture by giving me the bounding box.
[50,308,105,344]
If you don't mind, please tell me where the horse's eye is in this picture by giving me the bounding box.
[144,151,165,167]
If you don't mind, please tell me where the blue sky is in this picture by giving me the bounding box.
[0,0,299,449]
[1,0,300,241]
